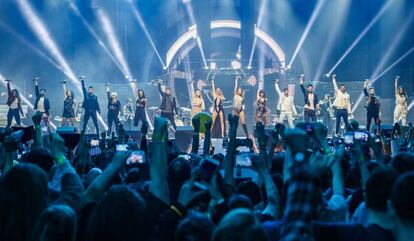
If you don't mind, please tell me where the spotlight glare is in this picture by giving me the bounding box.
[328,0,396,75]
[16,0,80,92]
[288,0,326,67]
[231,60,241,70]
[325,74,330,77]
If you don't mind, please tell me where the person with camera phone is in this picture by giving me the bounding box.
[33,77,51,133]
[4,79,24,129]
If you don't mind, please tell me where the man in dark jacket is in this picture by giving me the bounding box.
[81,78,101,135]
[158,80,178,131]
[363,80,381,134]
[300,74,319,122]
[34,78,51,132]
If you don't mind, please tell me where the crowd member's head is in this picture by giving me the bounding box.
[212,208,268,241]
[33,205,77,241]
[86,185,147,241]
[365,167,398,228]
[175,212,214,241]
[228,194,253,211]
[0,164,48,241]
[236,180,262,206]
[390,171,414,240]
[22,147,55,173]
[391,153,414,174]
[84,168,102,188]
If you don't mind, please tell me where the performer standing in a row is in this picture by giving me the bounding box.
[132,80,147,127]
[211,75,226,138]
[274,79,297,128]
[255,87,268,125]
[190,80,205,117]
[332,75,352,134]
[363,79,381,133]
[123,99,134,130]
[81,77,100,135]
[394,76,408,126]
[319,94,333,133]
[5,79,24,129]
[158,79,178,131]
[62,80,77,127]
[299,74,318,122]
[106,85,121,136]
[34,78,50,132]
[233,76,250,138]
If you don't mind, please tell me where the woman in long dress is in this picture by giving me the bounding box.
[210,75,226,138]
[393,76,408,126]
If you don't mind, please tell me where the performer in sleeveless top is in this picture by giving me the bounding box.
[394,76,408,126]
[233,76,250,138]
[132,80,147,127]
[190,80,205,117]
[106,85,121,136]
[61,80,77,127]
[210,74,226,138]
[255,88,268,125]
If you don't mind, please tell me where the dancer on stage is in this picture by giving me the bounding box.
[190,80,205,117]
[332,74,351,135]
[275,79,297,128]
[210,74,226,138]
[319,94,333,133]
[233,76,250,138]
[255,87,268,125]
[81,77,100,135]
[106,85,121,136]
[132,80,147,127]
[33,78,50,132]
[158,79,178,130]
[61,80,76,127]
[123,99,134,130]
[5,79,24,129]
[299,74,318,122]
[364,79,381,133]
[394,76,408,126]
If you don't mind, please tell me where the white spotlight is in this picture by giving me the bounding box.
[210,62,217,70]
[325,74,330,77]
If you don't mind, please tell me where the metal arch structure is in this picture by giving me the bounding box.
[166,19,286,69]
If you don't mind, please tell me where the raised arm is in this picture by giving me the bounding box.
[394,76,400,96]
[81,79,87,98]
[63,81,68,99]
[157,80,165,96]
[106,85,111,102]
[363,79,369,97]
[211,75,216,98]
[234,76,239,95]
[6,79,12,95]
[299,75,307,96]
[274,79,282,96]
[34,78,40,98]
[132,80,138,98]
[332,74,338,92]
[190,80,196,99]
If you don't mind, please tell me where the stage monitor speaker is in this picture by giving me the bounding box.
[125,130,142,143]
[12,126,35,143]
[56,127,79,149]
[175,126,194,152]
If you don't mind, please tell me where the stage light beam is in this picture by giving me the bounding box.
[128,0,167,69]
[287,0,326,68]
[327,0,396,75]
[16,0,81,92]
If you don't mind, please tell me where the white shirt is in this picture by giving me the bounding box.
[37,97,46,112]
[275,84,297,114]
[333,90,351,113]
[10,98,18,109]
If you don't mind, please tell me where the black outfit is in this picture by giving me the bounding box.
[300,84,318,122]
[158,83,178,130]
[335,109,349,134]
[34,85,50,115]
[319,100,333,133]
[211,97,226,138]
[6,82,24,128]
[134,96,147,127]
[81,80,101,134]
[63,97,75,118]
[363,88,381,133]
[107,91,121,136]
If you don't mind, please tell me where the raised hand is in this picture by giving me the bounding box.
[256,122,268,147]
[192,117,201,133]
[32,112,42,126]
[228,114,239,139]
[153,116,168,142]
